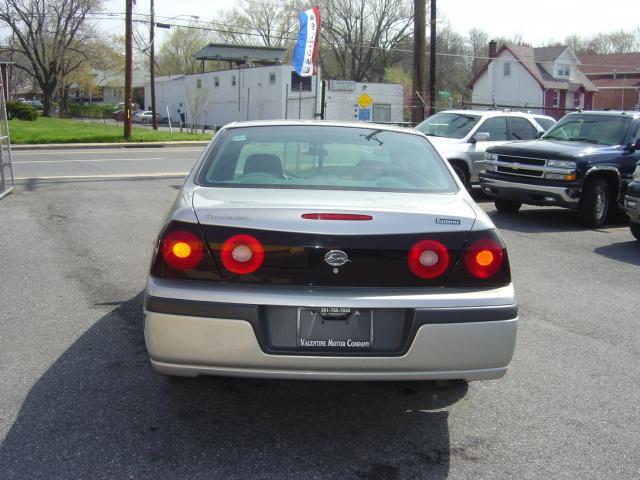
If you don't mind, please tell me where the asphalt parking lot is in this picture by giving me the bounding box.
[1,147,639,479]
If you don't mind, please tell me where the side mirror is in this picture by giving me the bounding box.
[536,130,545,139]
[628,138,640,153]
[471,132,490,143]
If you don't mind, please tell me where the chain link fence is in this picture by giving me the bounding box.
[0,73,15,200]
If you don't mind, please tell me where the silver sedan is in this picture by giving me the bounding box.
[144,121,518,381]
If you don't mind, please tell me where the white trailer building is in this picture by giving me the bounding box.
[143,44,403,128]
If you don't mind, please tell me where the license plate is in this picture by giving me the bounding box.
[297,308,373,350]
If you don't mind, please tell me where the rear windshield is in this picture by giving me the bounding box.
[415,113,481,139]
[196,125,458,193]
[543,114,632,145]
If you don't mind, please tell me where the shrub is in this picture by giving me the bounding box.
[67,103,117,119]
[6,101,38,121]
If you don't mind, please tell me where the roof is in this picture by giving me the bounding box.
[564,110,640,119]
[435,109,552,120]
[194,43,287,63]
[578,52,640,75]
[533,46,569,63]
[468,44,597,92]
[588,77,640,89]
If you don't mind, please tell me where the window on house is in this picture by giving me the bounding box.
[196,79,202,89]
[372,104,391,123]
[552,90,561,107]
[291,71,312,92]
[557,64,570,77]
[214,77,220,87]
[232,75,237,87]
[574,92,584,109]
[269,73,276,84]
[503,62,511,77]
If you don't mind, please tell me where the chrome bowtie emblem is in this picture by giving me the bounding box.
[324,250,350,267]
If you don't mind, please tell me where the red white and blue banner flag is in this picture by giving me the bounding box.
[292,6,320,77]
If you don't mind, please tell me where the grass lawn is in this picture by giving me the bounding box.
[8,117,212,144]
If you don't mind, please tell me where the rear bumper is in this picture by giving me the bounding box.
[144,278,518,381]
[480,175,580,208]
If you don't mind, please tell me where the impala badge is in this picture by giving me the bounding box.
[325,250,350,267]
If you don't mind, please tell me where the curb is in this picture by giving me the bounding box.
[11,141,210,151]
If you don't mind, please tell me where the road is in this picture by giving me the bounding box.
[1,147,639,479]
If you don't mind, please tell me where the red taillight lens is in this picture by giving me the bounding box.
[220,234,265,274]
[464,238,504,279]
[408,239,450,279]
[161,230,204,270]
[302,213,373,221]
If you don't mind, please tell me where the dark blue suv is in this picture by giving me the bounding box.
[480,111,640,228]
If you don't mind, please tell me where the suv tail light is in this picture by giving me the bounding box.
[150,221,221,280]
[407,239,450,279]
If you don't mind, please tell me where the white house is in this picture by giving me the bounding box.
[468,42,597,119]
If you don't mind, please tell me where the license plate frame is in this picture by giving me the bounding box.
[296,307,373,350]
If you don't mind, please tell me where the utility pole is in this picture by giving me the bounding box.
[124,0,133,139]
[412,0,426,124]
[429,0,437,116]
[150,0,157,130]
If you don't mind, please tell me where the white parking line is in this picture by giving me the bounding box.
[11,148,203,156]
[14,157,165,164]
[15,172,188,180]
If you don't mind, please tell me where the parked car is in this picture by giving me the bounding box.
[143,120,518,381]
[624,161,640,240]
[113,110,125,122]
[133,110,168,124]
[415,110,555,187]
[481,111,640,228]
[22,99,43,111]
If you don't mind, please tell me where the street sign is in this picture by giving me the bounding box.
[438,90,451,98]
[329,80,356,91]
[357,107,371,121]
[357,93,373,109]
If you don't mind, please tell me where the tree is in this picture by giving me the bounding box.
[467,28,489,78]
[185,81,211,133]
[0,0,102,116]
[216,0,297,47]
[156,23,213,75]
[318,0,414,81]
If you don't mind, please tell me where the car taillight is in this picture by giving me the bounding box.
[407,239,450,279]
[150,221,221,280]
[220,234,265,274]
[464,238,504,279]
[446,230,511,286]
[161,230,204,270]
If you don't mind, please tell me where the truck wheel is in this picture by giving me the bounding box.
[630,221,640,241]
[579,178,609,228]
[452,164,470,190]
[495,198,522,214]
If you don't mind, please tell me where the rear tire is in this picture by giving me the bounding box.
[630,221,640,240]
[579,178,609,228]
[451,163,470,190]
[495,198,522,214]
